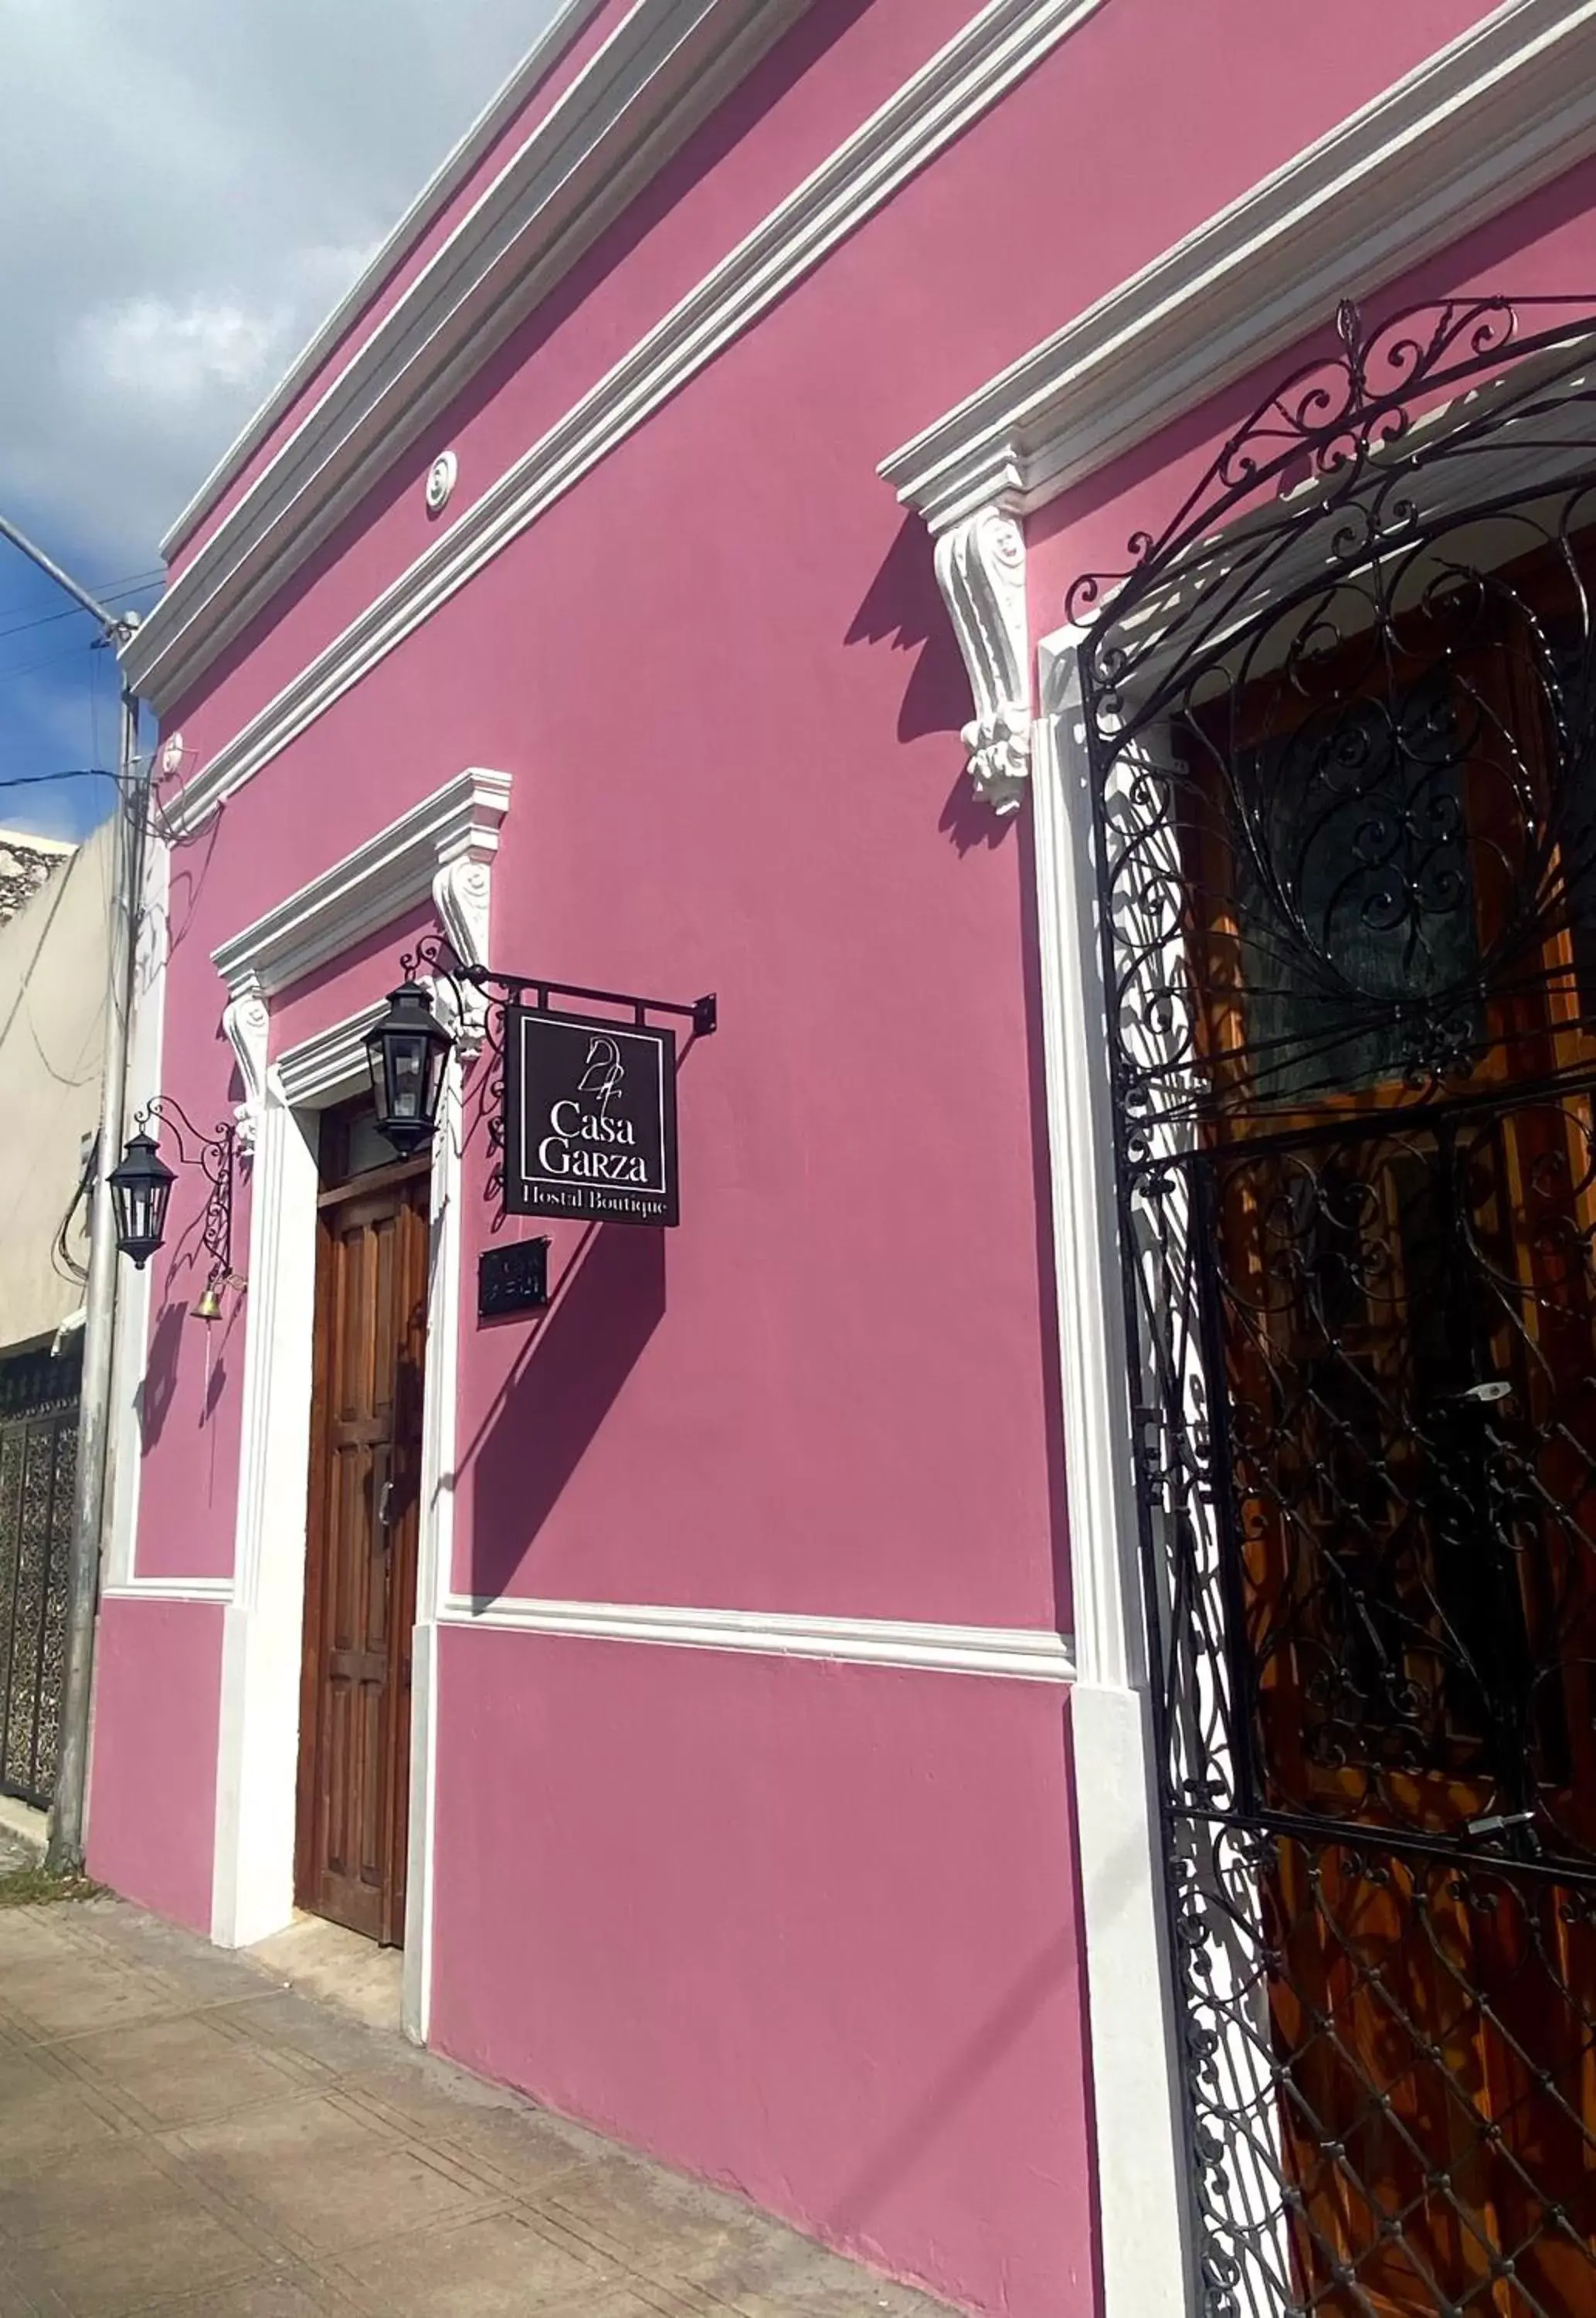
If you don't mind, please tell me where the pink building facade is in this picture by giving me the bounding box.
[93,5,1596,2314]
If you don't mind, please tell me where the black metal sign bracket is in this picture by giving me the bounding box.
[458,962,717,1038]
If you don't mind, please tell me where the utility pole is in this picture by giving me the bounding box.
[0,511,148,1875]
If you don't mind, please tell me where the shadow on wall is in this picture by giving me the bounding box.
[846,514,1009,858]
[138,1298,185,1450]
[467,1222,667,1601]
[846,513,966,746]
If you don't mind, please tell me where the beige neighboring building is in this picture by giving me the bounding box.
[0,822,110,1354]
[0,816,110,1808]
[0,828,76,933]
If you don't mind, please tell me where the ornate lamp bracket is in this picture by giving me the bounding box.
[133,1096,241,1294]
[934,505,1032,815]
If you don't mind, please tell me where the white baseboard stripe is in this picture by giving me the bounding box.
[440,1593,1076,1681]
[101,1579,235,1605]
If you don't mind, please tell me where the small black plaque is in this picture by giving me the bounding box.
[503,1007,679,1227]
[477,1238,549,1319]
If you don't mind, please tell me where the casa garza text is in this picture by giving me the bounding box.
[504,1006,680,1227]
[538,1101,650,1181]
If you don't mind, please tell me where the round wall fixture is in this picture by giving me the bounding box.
[425,451,458,515]
[158,732,185,777]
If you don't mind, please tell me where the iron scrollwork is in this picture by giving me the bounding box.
[137,1096,239,1296]
[1072,298,1596,2316]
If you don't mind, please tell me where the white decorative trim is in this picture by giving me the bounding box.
[883,0,1596,532]
[220,986,270,1151]
[403,1052,467,2043]
[210,766,511,998]
[439,1595,1076,1682]
[424,452,459,515]
[139,0,1111,801]
[102,1579,233,1605]
[159,0,609,562]
[210,1096,321,1950]
[1031,637,1193,2315]
[129,0,812,706]
[934,506,1031,814]
[273,1001,386,1111]
[430,856,494,1056]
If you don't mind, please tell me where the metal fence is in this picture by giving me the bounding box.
[0,1344,80,1810]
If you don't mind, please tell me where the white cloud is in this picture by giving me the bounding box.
[76,295,287,404]
[0,0,565,576]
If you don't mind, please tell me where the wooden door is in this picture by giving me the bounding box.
[296,1153,429,1946]
[1185,637,1596,2313]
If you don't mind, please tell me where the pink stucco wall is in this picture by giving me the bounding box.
[430,1632,1097,2316]
[93,4,1577,2315]
[87,1599,223,1933]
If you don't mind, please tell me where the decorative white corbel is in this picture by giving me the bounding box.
[933,505,1032,814]
[220,979,270,1154]
[431,855,494,1057]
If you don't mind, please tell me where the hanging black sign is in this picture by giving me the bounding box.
[503,1006,679,1226]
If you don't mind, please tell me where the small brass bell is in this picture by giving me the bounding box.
[192,1280,225,1322]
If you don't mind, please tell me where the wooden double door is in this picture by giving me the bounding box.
[295,1130,429,1947]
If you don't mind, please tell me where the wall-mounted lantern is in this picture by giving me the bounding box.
[365,981,454,1157]
[109,1099,241,1313]
[107,1132,175,1270]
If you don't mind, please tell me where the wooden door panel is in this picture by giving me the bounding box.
[297,1161,428,1946]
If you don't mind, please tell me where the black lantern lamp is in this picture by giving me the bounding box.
[108,1131,176,1269]
[365,981,453,1156]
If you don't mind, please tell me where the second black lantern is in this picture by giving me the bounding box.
[365,981,453,1157]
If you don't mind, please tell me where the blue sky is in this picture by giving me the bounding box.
[0,540,161,841]
[0,0,562,843]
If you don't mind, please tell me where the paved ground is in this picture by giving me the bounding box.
[0,1895,952,2318]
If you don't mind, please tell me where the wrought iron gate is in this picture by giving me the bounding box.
[1071,301,1596,2317]
[0,1343,79,1810]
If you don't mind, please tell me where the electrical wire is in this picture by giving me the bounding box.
[51,1135,93,1287]
[0,767,117,792]
[0,572,162,646]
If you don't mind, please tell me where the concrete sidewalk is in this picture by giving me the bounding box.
[0,1893,953,2318]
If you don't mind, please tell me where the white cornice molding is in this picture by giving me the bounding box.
[128,0,813,709]
[159,0,609,563]
[935,506,1032,814]
[273,1001,388,1112]
[440,1593,1076,1682]
[881,0,1596,533]
[210,766,511,1004]
[132,0,1109,812]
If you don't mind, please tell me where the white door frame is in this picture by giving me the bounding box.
[205,770,508,2044]
[208,1003,465,2042]
[1031,629,1197,2318]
